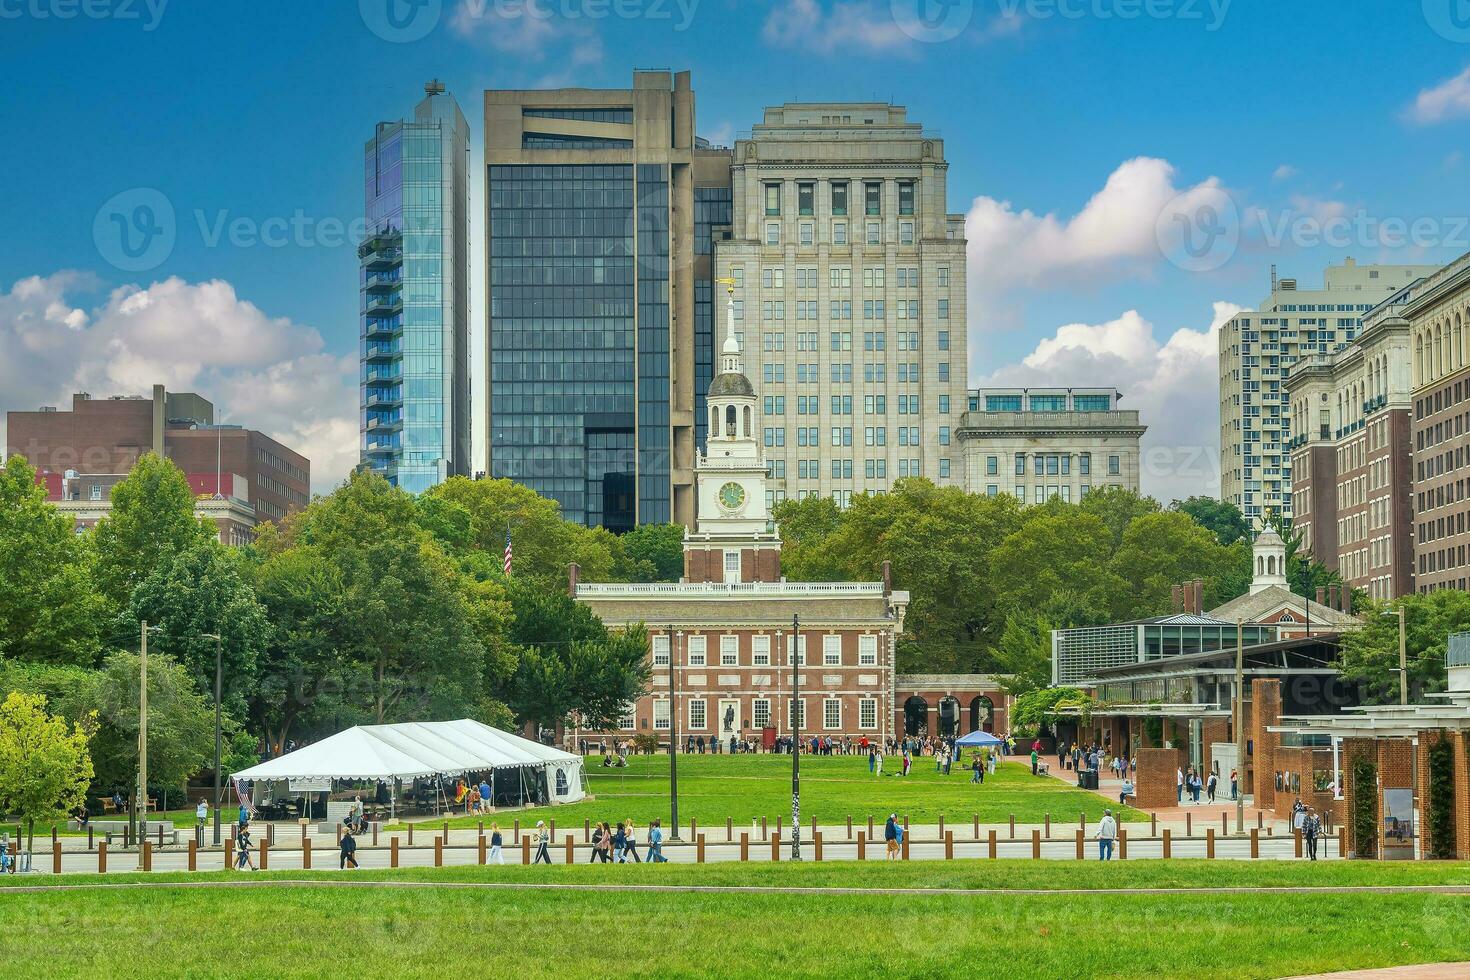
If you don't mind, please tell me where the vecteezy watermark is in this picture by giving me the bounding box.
[451,0,700,34]
[1423,0,1470,43]
[994,0,1231,31]
[93,188,176,273]
[359,0,441,42]
[1154,185,1240,274]
[0,0,168,30]
[193,210,375,250]
[890,0,974,42]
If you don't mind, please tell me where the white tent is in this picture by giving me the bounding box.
[233,720,586,810]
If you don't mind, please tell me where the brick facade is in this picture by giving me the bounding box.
[1250,678,1282,810]
[683,544,781,584]
[1133,747,1184,809]
[893,677,1009,739]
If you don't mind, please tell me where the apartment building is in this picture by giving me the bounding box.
[1284,282,1419,599]
[1219,259,1438,523]
[956,387,1145,503]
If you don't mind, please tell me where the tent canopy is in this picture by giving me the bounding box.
[955,730,1003,747]
[232,720,580,783]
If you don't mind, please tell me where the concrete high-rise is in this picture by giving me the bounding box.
[719,104,969,507]
[1218,259,1438,523]
[484,71,731,531]
[360,81,471,494]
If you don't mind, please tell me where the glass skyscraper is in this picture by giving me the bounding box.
[485,70,730,530]
[360,81,470,493]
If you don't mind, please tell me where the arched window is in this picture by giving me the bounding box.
[710,405,719,436]
[725,404,737,436]
[743,405,752,437]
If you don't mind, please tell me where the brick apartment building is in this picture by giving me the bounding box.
[6,384,310,541]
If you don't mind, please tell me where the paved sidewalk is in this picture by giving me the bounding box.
[1286,967,1470,979]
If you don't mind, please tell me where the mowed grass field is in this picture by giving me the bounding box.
[397,754,1145,829]
[4,861,1469,978]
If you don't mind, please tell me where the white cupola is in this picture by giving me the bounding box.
[1250,525,1289,595]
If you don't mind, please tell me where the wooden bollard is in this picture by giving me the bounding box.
[1150,813,1157,837]
[443,821,450,843]
[98,840,107,874]
[408,824,415,846]
[1186,812,1192,837]
[1080,811,1086,831]
[740,833,750,861]
[584,819,590,842]
[521,837,530,865]
[480,820,486,837]
[264,824,272,847]
[434,838,443,867]
[372,824,379,846]
[697,833,706,863]
[727,817,733,842]
[938,814,945,839]
[1250,828,1259,858]
[549,820,555,841]
[1162,829,1171,859]
[770,833,780,862]
[690,818,697,840]
[867,815,874,838]
[1075,829,1084,860]
[565,835,574,864]
[988,829,997,859]
[944,831,952,860]
[775,816,781,840]
[223,839,232,870]
[761,817,768,841]
[1044,813,1051,838]
[1256,812,1263,831]
[51,825,58,847]
[302,838,310,870]
[336,823,343,844]
[1294,830,1303,858]
[478,835,486,865]
[814,832,823,862]
[143,840,153,872]
[1031,829,1041,859]
[856,831,865,860]
[1207,828,1215,859]
[52,839,61,875]
[88,826,94,851]
[1119,827,1128,860]
[259,839,268,870]
[513,820,520,844]
[903,816,909,842]
[973,814,979,840]
[1221,812,1228,835]
[187,838,197,872]
[846,815,853,840]
[1009,814,1016,838]
[390,837,399,868]
[901,832,910,861]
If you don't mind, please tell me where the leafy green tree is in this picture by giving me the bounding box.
[1078,486,1161,554]
[414,494,475,552]
[0,456,107,666]
[1339,592,1470,704]
[0,692,94,851]
[1010,686,1092,735]
[621,523,686,582]
[993,613,1054,696]
[92,453,216,609]
[773,494,848,581]
[65,651,214,805]
[1171,496,1250,546]
[123,540,269,713]
[1110,511,1235,618]
[990,512,1117,625]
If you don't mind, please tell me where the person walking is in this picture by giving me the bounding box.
[868,745,877,774]
[624,820,642,863]
[1230,768,1239,801]
[901,749,911,777]
[1096,808,1118,861]
[195,798,209,845]
[591,821,609,863]
[971,754,983,785]
[235,827,257,871]
[612,820,628,863]
[532,821,552,865]
[647,819,668,863]
[489,823,505,865]
[884,813,901,860]
[1303,808,1322,861]
[1206,769,1218,804]
[339,827,359,869]
[1176,767,1184,804]
[1031,746,1039,776]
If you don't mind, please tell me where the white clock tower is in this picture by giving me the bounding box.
[685,285,781,583]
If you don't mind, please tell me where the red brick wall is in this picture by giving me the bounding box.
[1201,717,1230,779]
[1134,747,1184,810]
[1251,679,1282,811]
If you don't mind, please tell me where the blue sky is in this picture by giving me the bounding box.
[3,0,1470,498]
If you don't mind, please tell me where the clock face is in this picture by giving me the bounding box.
[718,481,746,511]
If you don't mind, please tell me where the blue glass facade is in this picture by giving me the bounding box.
[693,186,732,449]
[360,86,469,493]
[488,164,639,531]
[636,164,671,524]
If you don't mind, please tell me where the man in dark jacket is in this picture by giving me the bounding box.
[339,828,358,869]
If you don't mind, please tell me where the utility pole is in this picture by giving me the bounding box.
[138,620,149,868]
[1398,605,1409,707]
[791,613,802,861]
[667,625,680,841]
[1234,619,1245,836]
[202,632,224,846]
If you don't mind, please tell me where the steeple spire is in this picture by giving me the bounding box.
[720,282,742,376]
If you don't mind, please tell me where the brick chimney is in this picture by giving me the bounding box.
[1315,586,1326,607]
[881,560,892,595]
[1193,579,1205,614]
[567,562,580,598]
[1329,584,1341,612]
[1171,584,1184,614]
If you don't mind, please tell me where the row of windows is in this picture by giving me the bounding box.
[764,220,918,247]
[650,633,880,667]
[631,697,880,732]
[765,180,914,218]
[983,485,1117,503]
[982,452,1119,476]
[763,425,935,447]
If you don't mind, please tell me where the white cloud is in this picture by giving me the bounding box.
[450,0,603,66]
[1271,164,1296,181]
[0,273,356,494]
[1404,66,1470,125]
[762,0,912,54]
[980,302,1243,503]
[963,156,1229,330]
[701,121,735,148]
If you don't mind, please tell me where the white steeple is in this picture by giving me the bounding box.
[1250,525,1288,595]
[695,283,768,536]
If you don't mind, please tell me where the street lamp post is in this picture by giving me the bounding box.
[1234,619,1245,836]
[1383,606,1408,706]
[201,632,224,846]
[790,613,802,861]
[667,625,681,841]
[137,621,155,868]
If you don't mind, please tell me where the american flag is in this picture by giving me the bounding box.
[503,527,513,576]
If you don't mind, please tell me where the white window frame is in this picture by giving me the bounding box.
[823,634,842,666]
[858,634,878,666]
[620,702,637,731]
[652,635,670,666]
[823,698,841,731]
[788,697,807,730]
[752,698,772,730]
[720,635,739,666]
[859,698,877,730]
[752,635,771,666]
[687,635,707,667]
[788,634,807,665]
[653,699,670,730]
[689,698,707,730]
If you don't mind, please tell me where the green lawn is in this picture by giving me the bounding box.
[3,861,1468,978]
[393,755,1145,829]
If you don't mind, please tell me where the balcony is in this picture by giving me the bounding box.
[363,270,402,291]
[364,294,402,315]
[363,317,402,340]
[365,413,402,433]
[363,340,401,362]
[363,366,403,385]
[364,438,400,455]
[357,230,403,262]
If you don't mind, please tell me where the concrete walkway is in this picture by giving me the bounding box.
[1286,968,1470,979]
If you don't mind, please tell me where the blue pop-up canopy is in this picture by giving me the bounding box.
[955,730,1004,747]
